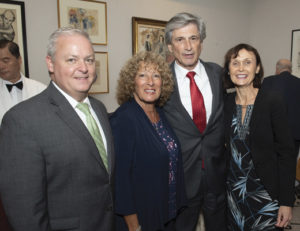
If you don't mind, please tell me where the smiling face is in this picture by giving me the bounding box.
[168,23,202,70]
[133,62,162,109]
[229,49,260,89]
[46,34,96,102]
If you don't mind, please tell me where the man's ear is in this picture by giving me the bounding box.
[46,56,54,73]
[18,56,22,66]
[167,44,173,53]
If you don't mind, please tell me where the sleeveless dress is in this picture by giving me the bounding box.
[227,105,279,231]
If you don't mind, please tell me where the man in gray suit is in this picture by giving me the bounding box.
[163,13,226,231]
[0,27,114,231]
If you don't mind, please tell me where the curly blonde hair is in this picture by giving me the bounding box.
[117,51,174,107]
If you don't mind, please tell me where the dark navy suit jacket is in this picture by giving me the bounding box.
[110,99,186,231]
[262,71,300,140]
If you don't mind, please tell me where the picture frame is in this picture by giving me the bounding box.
[0,0,29,76]
[291,29,300,77]
[132,17,172,61]
[89,52,109,94]
[57,0,107,45]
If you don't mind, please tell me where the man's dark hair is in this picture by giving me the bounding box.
[0,39,20,58]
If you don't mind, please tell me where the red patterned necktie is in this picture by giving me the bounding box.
[186,71,206,133]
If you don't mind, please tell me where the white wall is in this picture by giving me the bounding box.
[250,0,300,77]
[16,0,300,112]
[105,0,250,111]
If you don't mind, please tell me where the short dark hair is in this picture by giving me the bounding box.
[223,43,264,89]
[0,39,20,59]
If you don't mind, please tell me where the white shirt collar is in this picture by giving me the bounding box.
[174,60,202,80]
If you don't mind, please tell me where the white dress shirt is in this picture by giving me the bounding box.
[52,82,107,153]
[0,73,46,123]
[2,78,23,105]
[174,60,212,122]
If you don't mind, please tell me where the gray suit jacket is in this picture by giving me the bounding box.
[163,60,225,200]
[0,82,115,231]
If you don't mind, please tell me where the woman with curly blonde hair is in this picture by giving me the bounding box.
[116,51,174,107]
[110,51,186,231]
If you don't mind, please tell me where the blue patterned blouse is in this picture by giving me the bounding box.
[152,119,179,219]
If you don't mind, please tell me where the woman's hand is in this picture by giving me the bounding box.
[275,206,292,228]
[124,214,140,231]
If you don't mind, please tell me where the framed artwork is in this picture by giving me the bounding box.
[132,17,172,61]
[57,0,107,45]
[291,29,300,77]
[89,52,109,94]
[0,0,29,76]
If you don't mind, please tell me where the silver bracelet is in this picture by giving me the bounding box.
[136,225,142,231]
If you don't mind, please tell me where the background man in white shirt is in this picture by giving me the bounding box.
[0,39,46,123]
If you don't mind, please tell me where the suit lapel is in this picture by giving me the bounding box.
[249,88,263,137]
[224,93,236,142]
[47,83,106,171]
[201,60,218,128]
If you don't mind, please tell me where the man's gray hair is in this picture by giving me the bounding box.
[165,12,206,45]
[47,27,93,60]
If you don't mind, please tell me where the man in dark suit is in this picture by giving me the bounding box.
[262,59,300,153]
[163,12,226,231]
[0,27,114,231]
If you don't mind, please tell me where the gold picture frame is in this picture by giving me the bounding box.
[57,0,107,45]
[89,52,109,94]
[132,17,169,57]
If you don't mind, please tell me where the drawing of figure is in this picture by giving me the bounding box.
[0,10,16,41]
[68,8,95,34]
[78,8,88,30]
[68,8,79,28]
[144,34,152,51]
[156,35,164,54]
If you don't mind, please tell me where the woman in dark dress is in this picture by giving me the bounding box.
[110,51,186,231]
[223,43,296,231]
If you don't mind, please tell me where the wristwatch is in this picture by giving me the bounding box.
[136,225,142,231]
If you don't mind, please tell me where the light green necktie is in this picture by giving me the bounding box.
[76,102,108,170]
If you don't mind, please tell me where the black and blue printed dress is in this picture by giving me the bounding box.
[227,104,279,231]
